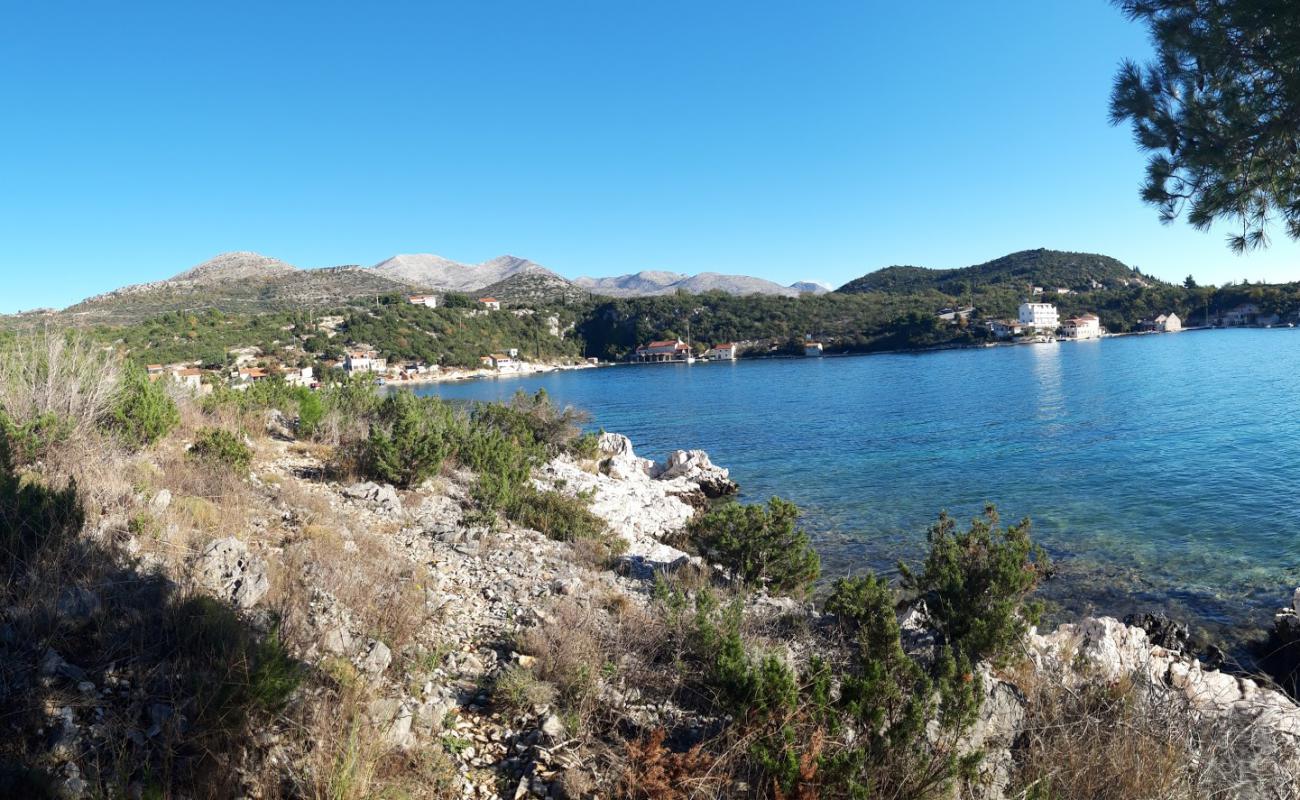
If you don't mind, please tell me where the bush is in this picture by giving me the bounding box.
[0,412,74,467]
[471,389,590,456]
[109,364,179,449]
[359,393,460,488]
[687,497,819,595]
[189,428,253,475]
[458,425,540,517]
[506,489,610,543]
[899,505,1047,666]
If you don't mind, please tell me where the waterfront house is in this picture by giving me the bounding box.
[1221,303,1259,326]
[1060,313,1102,340]
[988,319,1024,339]
[635,339,692,363]
[1140,313,1182,333]
[804,342,824,357]
[344,352,386,373]
[485,353,515,369]
[478,297,501,311]
[407,294,439,308]
[704,343,737,361]
[1018,302,1059,331]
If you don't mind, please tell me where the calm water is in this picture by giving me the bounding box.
[411,330,1300,644]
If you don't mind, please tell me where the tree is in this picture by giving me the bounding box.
[1111,1,1300,252]
[1183,274,1198,289]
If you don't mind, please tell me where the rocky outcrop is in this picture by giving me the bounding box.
[650,449,738,500]
[193,536,269,609]
[1265,587,1300,695]
[1028,616,1300,794]
[537,434,721,574]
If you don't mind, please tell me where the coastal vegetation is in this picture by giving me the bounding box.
[0,327,1295,797]
[37,248,1300,378]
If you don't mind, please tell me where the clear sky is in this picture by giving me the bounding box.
[3,0,1298,313]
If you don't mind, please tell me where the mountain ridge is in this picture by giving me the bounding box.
[836,248,1153,295]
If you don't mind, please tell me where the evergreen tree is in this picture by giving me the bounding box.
[1111,0,1300,251]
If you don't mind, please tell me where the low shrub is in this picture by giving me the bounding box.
[0,411,74,466]
[899,504,1048,666]
[189,428,253,475]
[109,364,180,450]
[687,497,819,595]
[359,392,460,488]
[459,425,539,517]
[506,488,611,543]
[492,664,558,717]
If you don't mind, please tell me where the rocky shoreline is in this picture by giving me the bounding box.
[7,423,1300,798]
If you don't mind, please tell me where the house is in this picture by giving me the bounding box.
[482,353,515,369]
[1140,313,1182,333]
[1221,303,1259,326]
[1018,302,1059,331]
[936,307,974,323]
[988,319,1024,340]
[145,364,165,382]
[283,366,314,386]
[634,339,692,363]
[704,343,737,361]
[478,297,501,311]
[1053,287,1073,295]
[804,342,824,357]
[237,367,269,384]
[1060,313,1102,340]
[170,368,203,390]
[407,294,439,308]
[344,352,386,373]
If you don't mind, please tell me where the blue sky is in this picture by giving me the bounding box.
[2,0,1298,313]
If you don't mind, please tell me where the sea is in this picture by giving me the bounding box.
[406,329,1300,651]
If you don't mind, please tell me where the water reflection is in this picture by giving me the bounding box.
[1028,343,1064,423]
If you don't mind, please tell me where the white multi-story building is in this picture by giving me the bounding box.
[1018,302,1059,331]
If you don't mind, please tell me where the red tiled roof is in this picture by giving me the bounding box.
[479,297,498,303]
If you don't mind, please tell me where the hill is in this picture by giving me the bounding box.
[60,254,411,324]
[837,249,1152,295]
[475,271,590,305]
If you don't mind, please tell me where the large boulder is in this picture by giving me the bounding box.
[597,433,654,480]
[194,536,269,609]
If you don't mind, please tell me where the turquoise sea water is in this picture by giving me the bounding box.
[410,330,1300,643]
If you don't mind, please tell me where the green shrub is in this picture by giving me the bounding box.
[506,489,608,543]
[109,365,179,449]
[492,664,558,716]
[687,497,819,595]
[296,388,325,436]
[471,389,590,456]
[360,392,459,488]
[0,412,73,467]
[899,504,1048,667]
[459,425,539,517]
[189,428,253,475]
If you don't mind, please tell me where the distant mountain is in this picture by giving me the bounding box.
[371,253,561,293]
[788,281,831,295]
[573,271,688,296]
[574,270,816,298]
[60,252,410,323]
[836,249,1152,295]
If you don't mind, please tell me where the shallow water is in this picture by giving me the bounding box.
[409,330,1300,644]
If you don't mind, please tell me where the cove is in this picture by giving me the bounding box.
[406,329,1300,648]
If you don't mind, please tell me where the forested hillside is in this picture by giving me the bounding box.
[838,249,1151,295]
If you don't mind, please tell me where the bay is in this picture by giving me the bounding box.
[408,329,1300,646]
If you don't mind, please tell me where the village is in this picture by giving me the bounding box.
[624,294,1293,364]
[140,293,599,394]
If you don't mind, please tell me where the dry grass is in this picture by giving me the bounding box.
[0,326,121,434]
[1010,667,1300,800]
